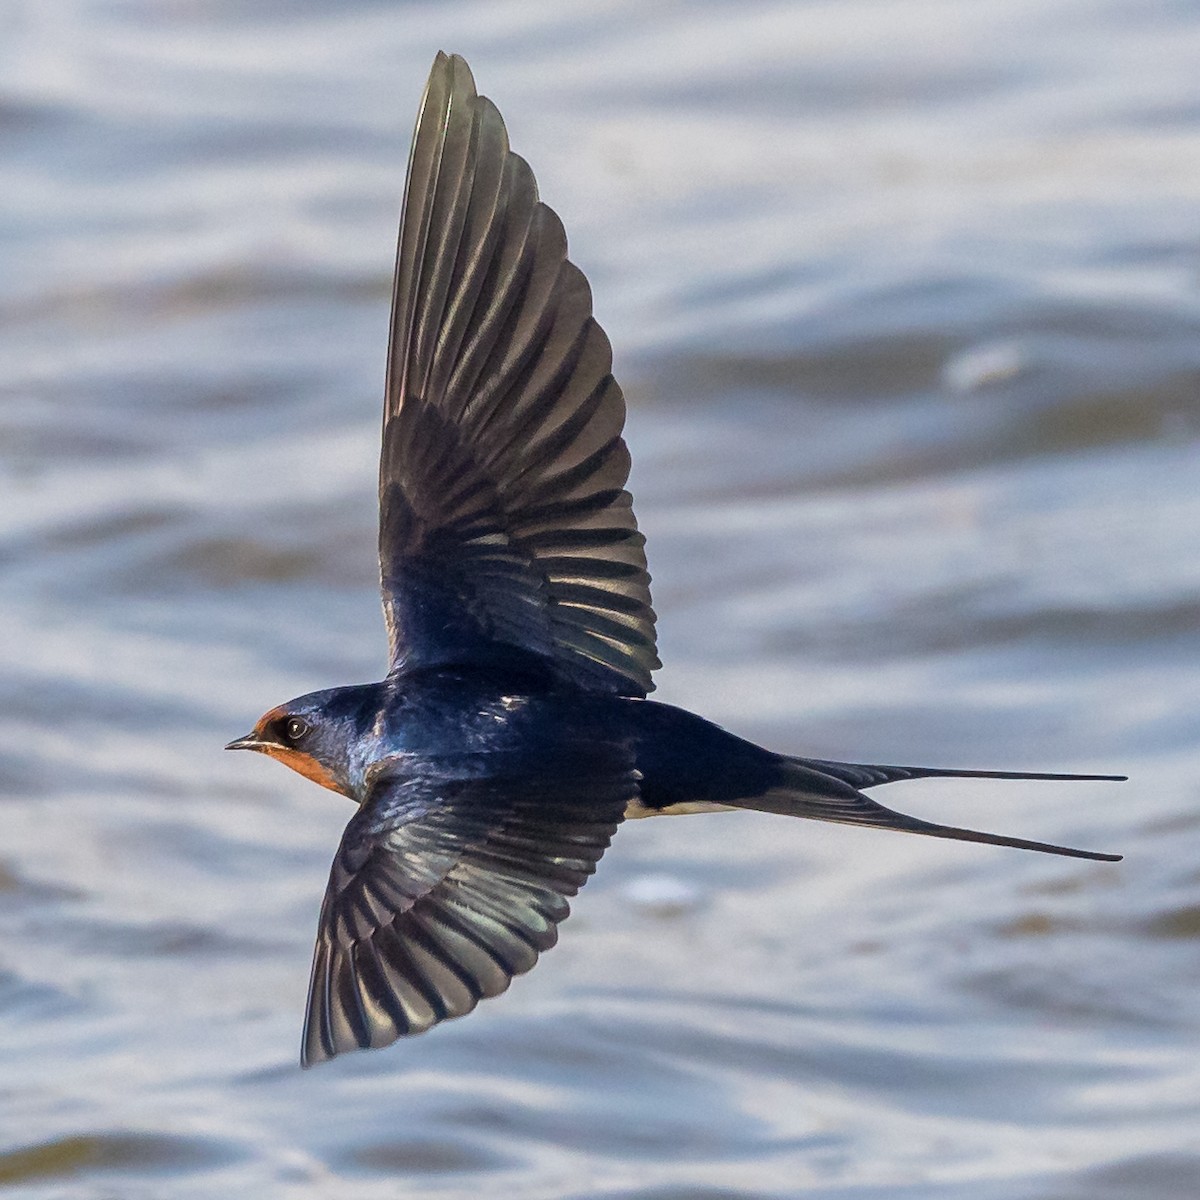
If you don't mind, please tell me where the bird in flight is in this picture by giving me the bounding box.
[227,52,1123,1067]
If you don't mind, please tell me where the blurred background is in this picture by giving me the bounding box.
[2,1,1198,1196]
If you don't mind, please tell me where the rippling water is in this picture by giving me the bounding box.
[3,1,1199,1196]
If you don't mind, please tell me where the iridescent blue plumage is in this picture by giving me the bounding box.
[227,53,1123,1066]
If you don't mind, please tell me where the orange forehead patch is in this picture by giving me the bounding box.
[261,746,344,794]
[254,705,291,736]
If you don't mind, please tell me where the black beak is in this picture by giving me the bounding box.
[225,733,266,752]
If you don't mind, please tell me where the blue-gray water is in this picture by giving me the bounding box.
[2,2,1199,1196]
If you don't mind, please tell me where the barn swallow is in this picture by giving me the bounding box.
[227,52,1123,1067]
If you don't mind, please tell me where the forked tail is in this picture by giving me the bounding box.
[729,756,1125,862]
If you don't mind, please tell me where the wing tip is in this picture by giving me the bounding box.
[427,52,478,104]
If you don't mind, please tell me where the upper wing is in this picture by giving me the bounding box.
[379,53,658,696]
[302,739,636,1065]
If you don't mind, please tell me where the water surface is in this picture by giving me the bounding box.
[2,1,1199,1196]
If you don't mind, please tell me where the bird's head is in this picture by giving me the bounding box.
[226,690,361,796]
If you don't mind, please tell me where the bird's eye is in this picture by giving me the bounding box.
[284,716,309,742]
